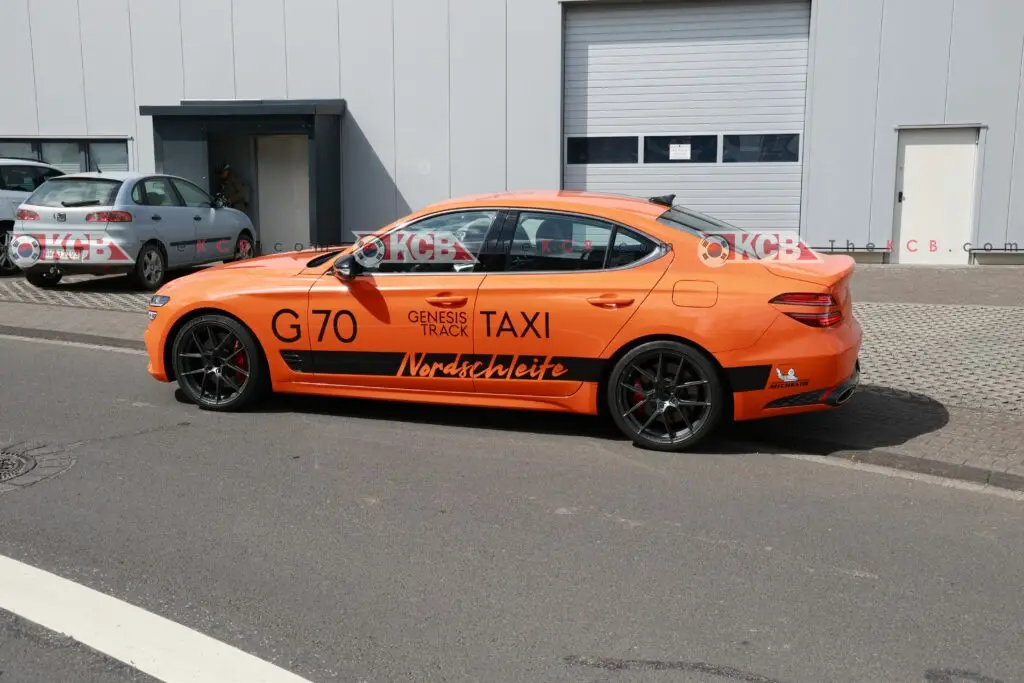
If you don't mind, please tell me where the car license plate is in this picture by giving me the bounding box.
[50,249,83,261]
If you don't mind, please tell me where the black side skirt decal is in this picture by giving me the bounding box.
[281,351,607,382]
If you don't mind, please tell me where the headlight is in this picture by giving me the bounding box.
[149,295,171,307]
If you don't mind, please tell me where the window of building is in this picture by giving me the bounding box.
[0,139,129,173]
[643,135,718,164]
[566,136,639,164]
[722,134,800,163]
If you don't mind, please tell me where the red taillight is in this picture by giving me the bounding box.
[770,292,836,306]
[15,209,40,221]
[785,310,843,328]
[86,210,132,223]
[771,292,842,328]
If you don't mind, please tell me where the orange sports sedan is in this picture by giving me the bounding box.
[144,191,862,452]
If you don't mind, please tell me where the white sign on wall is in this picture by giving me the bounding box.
[669,143,692,161]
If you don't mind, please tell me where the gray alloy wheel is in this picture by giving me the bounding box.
[131,243,167,291]
[0,228,17,275]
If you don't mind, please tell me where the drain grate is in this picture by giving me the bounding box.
[0,451,37,483]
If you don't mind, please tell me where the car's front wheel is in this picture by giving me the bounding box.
[606,340,725,452]
[170,314,269,411]
[0,223,18,276]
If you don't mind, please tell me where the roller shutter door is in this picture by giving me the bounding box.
[563,0,811,232]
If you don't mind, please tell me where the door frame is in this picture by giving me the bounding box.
[891,123,986,264]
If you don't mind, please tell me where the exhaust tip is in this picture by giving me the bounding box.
[831,387,855,405]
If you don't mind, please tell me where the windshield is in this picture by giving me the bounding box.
[26,178,122,208]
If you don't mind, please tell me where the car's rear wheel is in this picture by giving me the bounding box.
[0,223,18,276]
[606,340,724,452]
[171,314,269,411]
[130,242,167,291]
[25,269,62,288]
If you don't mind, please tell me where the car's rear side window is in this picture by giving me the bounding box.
[505,211,658,272]
[26,178,122,208]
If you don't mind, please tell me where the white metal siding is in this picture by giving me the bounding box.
[563,0,811,232]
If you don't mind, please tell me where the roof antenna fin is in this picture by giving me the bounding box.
[649,194,675,207]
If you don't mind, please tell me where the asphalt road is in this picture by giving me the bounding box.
[1,337,1023,683]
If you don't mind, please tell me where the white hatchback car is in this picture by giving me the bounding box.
[10,171,258,290]
[0,157,65,275]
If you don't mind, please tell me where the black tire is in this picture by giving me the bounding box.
[25,269,62,288]
[170,314,270,411]
[0,223,18,276]
[129,242,167,291]
[232,231,255,261]
[606,340,725,452]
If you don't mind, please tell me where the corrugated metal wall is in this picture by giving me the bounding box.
[562,0,811,232]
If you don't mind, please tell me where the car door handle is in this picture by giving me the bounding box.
[587,295,635,308]
[193,215,202,221]
[151,215,162,221]
[425,295,468,307]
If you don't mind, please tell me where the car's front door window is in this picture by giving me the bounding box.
[360,210,500,275]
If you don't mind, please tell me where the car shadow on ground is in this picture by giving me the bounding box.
[177,383,949,457]
[728,385,949,455]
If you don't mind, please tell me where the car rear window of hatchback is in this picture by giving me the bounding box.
[26,178,123,208]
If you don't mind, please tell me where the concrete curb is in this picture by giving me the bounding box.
[3,323,1022,494]
[728,431,1024,493]
[0,325,146,351]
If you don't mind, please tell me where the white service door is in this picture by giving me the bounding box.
[893,128,979,265]
[255,135,310,256]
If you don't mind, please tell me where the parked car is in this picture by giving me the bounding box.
[10,171,258,290]
[0,157,65,275]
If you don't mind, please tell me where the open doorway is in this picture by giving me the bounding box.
[142,99,346,253]
[208,133,260,234]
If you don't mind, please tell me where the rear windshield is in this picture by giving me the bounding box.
[657,205,760,259]
[26,178,122,208]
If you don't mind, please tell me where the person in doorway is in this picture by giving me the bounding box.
[216,164,250,214]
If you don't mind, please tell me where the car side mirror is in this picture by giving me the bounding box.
[333,254,365,280]
[212,196,226,209]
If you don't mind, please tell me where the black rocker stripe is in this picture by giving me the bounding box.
[281,350,770,390]
[281,350,607,382]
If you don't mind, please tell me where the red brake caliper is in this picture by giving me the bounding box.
[632,379,646,407]
[231,341,247,384]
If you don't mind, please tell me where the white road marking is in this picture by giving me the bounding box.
[0,554,313,683]
[777,452,1024,501]
[0,333,146,355]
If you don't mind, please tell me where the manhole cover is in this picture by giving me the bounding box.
[0,451,37,483]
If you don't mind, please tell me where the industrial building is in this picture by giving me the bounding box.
[2,0,1023,264]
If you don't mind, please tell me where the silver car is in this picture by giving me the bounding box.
[10,171,257,290]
